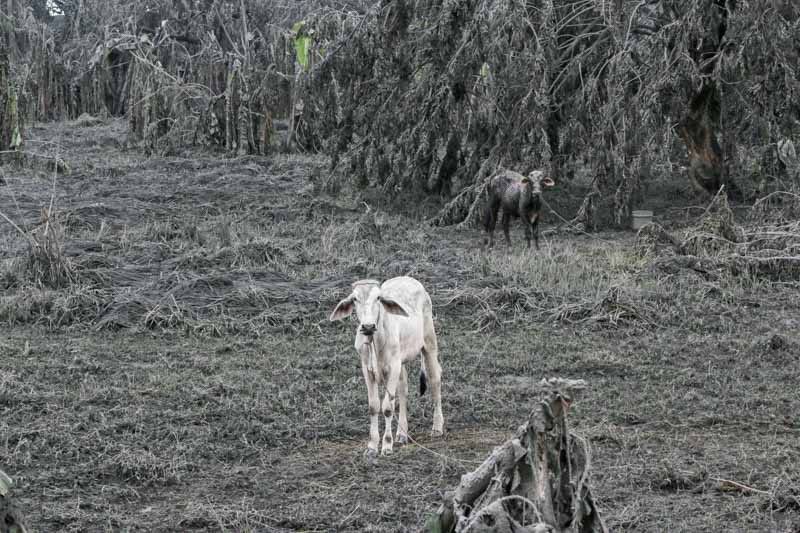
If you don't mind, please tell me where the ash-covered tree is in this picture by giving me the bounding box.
[297,0,800,228]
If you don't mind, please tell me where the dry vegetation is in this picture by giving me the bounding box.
[0,118,799,531]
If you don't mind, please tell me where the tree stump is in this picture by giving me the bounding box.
[0,470,28,533]
[428,378,606,533]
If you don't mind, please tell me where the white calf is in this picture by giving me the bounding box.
[330,276,444,457]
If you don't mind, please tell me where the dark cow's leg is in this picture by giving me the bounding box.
[502,213,512,246]
[523,216,534,249]
[531,213,540,250]
[484,199,500,248]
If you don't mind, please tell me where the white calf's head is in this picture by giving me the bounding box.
[329,279,409,336]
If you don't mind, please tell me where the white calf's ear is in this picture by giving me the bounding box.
[378,296,409,317]
[541,177,555,187]
[329,296,355,321]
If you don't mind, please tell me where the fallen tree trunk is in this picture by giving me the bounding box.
[427,378,606,533]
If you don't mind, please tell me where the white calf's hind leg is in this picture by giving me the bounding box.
[396,365,409,445]
[381,358,402,455]
[422,316,444,435]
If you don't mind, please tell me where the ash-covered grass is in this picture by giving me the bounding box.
[0,118,799,531]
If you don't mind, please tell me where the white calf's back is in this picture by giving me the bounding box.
[377,277,431,362]
[381,276,431,316]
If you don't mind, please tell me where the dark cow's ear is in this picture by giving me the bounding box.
[330,295,355,321]
[379,296,409,317]
[541,177,555,187]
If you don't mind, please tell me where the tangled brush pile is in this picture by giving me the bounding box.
[636,191,800,280]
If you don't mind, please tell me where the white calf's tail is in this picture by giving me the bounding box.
[419,357,428,396]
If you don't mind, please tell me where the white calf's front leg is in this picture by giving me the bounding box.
[360,347,380,457]
[381,358,402,456]
[396,365,409,445]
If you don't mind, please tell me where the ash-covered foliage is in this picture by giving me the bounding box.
[300,0,554,201]
[1,0,308,155]
[1,0,800,225]
[298,0,800,226]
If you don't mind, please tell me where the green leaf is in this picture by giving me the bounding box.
[294,35,312,70]
[11,126,22,149]
[480,62,490,78]
[0,469,13,496]
[425,514,442,533]
[291,20,305,35]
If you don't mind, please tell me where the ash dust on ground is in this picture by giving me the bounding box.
[1,119,799,532]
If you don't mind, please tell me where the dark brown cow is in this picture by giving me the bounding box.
[483,169,555,249]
